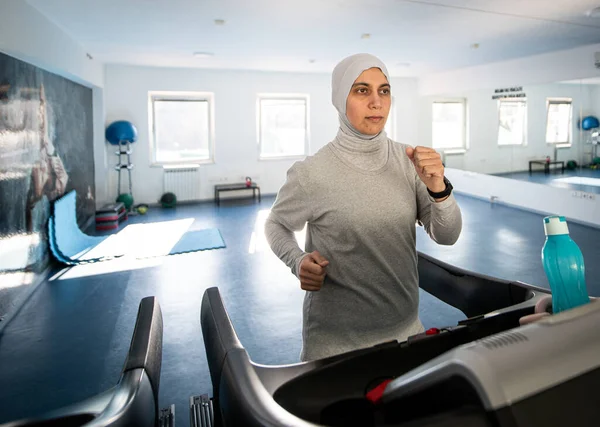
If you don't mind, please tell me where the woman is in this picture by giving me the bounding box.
[265,53,462,361]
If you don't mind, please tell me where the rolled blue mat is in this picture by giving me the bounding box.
[48,217,78,265]
[50,191,226,265]
[51,191,107,263]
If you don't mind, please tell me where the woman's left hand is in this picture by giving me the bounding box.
[406,146,445,193]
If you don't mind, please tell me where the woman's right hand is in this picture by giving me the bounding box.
[299,251,329,291]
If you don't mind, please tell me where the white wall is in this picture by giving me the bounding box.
[418,83,594,174]
[104,64,419,204]
[392,79,420,145]
[446,168,600,228]
[0,0,108,207]
[93,87,108,206]
[0,0,103,88]
[419,43,600,96]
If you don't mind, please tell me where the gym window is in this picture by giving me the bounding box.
[546,98,572,146]
[432,100,467,150]
[498,99,527,146]
[258,95,309,159]
[149,91,214,166]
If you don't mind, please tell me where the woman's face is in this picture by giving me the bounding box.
[345,67,391,135]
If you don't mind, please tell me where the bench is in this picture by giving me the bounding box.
[529,160,564,175]
[214,182,261,206]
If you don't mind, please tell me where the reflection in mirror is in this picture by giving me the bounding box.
[575,78,600,196]
[425,77,600,197]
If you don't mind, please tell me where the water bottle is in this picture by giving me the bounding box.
[541,215,590,314]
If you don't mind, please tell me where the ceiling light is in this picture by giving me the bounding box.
[214,19,226,25]
[586,7,600,18]
[193,52,214,58]
[361,33,371,39]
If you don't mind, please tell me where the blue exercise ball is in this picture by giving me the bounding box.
[579,116,599,131]
[105,121,138,145]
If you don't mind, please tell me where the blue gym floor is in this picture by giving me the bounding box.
[494,167,600,195]
[0,194,598,426]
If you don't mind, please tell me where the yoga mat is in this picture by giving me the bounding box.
[51,191,114,263]
[50,191,226,264]
[48,217,77,265]
[169,228,226,255]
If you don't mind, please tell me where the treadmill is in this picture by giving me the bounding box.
[193,252,600,426]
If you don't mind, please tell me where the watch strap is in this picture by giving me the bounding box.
[427,177,453,199]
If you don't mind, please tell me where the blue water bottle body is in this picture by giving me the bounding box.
[541,216,590,314]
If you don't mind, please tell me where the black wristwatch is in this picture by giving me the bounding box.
[427,176,453,199]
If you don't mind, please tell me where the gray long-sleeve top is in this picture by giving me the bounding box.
[265,139,462,361]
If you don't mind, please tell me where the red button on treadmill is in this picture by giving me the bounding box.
[365,379,393,404]
[425,328,440,335]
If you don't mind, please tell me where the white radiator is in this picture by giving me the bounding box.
[163,167,201,202]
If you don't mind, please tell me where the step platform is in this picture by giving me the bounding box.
[95,202,127,230]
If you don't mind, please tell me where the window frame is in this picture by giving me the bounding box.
[431,98,468,152]
[256,93,310,160]
[148,91,215,167]
[545,98,572,147]
[497,98,528,147]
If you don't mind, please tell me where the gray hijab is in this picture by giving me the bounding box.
[329,53,391,172]
[331,53,390,141]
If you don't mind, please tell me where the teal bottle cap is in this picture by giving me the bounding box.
[543,215,569,235]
